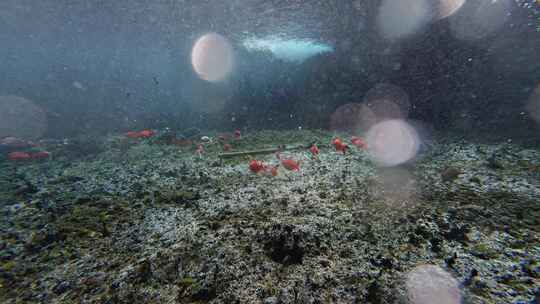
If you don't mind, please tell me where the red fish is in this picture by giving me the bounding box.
[270,165,279,176]
[138,129,154,138]
[276,151,300,171]
[234,129,241,139]
[126,131,140,138]
[223,143,232,151]
[249,160,279,176]
[125,130,154,139]
[351,136,368,149]
[31,151,51,159]
[309,144,319,157]
[281,158,300,171]
[7,151,32,161]
[249,160,266,173]
[333,138,348,154]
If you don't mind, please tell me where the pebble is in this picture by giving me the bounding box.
[264,296,278,304]
[52,281,71,295]
[497,272,515,283]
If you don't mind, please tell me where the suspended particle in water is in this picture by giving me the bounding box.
[72,81,85,90]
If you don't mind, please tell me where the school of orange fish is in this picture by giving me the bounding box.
[3,130,368,178]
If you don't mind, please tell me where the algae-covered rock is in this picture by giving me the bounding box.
[156,189,200,206]
[486,155,505,170]
[260,223,306,265]
[471,243,499,259]
[24,228,66,253]
[441,167,461,182]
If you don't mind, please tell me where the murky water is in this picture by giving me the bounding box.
[1,1,539,303]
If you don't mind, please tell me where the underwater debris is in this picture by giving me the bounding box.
[219,144,306,159]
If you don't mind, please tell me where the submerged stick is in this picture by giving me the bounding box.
[218,145,307,159]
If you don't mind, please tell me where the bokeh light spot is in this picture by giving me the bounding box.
[361,83,411,130]
[377,0,432,40]
[377,167,417,202]
[191,33,234,82]
[526,84,540,125]
[435,0,466,20]
[367,99,407,121]
[364,84,410,117]
[406,264,462,304]
[366,119,420,167]
[330,103,377,134]
[0,96,47,140]
[449,0,513,41]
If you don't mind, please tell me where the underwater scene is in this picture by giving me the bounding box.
[1,1,539,303]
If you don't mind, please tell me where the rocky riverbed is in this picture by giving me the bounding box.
[0,130,539,303]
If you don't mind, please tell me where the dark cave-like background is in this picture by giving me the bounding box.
[0,0,539,140]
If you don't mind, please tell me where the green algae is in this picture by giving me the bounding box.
[471,243,499,259]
